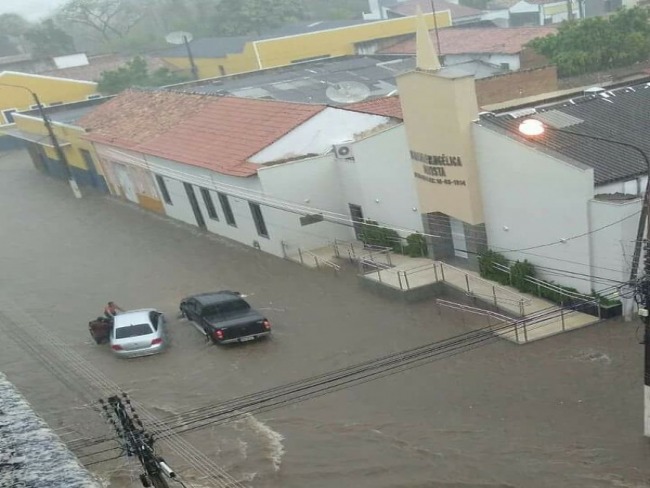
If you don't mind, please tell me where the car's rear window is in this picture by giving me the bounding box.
[203,299,251,318]
[115,323,153,339]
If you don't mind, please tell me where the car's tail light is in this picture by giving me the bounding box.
[151,338,163,345]
[262,319,271,330]
[214,329,224,340]
[111,344,123,351]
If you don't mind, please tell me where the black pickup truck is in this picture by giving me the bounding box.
[180,291,271,344]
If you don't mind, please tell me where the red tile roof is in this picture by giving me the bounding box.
[390,0,483,19]
[80,89,326,177]
[139,97,325,176]
[347,96,403,119]
[382,26,557,55]
[79,90,212,149]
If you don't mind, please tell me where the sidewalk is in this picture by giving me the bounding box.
[364,256,601,345]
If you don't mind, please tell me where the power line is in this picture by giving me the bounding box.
[103,145,637,276]
[71,286,621,454]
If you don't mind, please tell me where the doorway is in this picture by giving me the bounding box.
[184,182,206,230]
[450,217,469,259]
[115,164,138,203]
[348,203,364,241]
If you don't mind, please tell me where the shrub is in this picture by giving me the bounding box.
[406,233,428,257]
[478,250,510,286]
[510,260,536,293]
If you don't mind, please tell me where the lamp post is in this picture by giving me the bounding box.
[0,83,81,199]
[519,118,650,435]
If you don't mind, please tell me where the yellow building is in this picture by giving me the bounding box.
[162,14,452,79]
[0,71,99,124]
[6,98,111,193]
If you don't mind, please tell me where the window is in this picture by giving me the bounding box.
[200,188,218,220]
[155,175,172,204]
[218,192,236,227]
[249,202,269,238]
[2,109,17,124]
[115,323,153,339]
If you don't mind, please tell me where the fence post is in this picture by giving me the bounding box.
[333,240,340,258]
[397,271,403,290]
[281,241,287,259]
[561,308,566,331]
[377,268,382,283]
[433,263,439,282]
[522,319,528,343]
[298,248,304,265]
[440,263,446,281]
[513,321,520,343]
[387,251,392,267]
[465,274,471,293]
[598,301,602,320]
[519,299,525,317]
[314,255,320,269]
[493,286,498,307]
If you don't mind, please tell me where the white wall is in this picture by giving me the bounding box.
[444,53,520,71]
[474,124,596,292]
[250,108,393,164]
[338,124,423,235]
[597,177,645,196]
[258,155,353,256]
[144,155,287,254]
[588,197,643,292]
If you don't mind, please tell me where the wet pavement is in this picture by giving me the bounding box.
[0,149,648,487]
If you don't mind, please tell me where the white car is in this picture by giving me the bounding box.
[110,309,167,358]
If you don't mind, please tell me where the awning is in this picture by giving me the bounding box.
[0,127,71,148]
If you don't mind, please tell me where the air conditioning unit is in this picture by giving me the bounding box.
[333,143,354,160]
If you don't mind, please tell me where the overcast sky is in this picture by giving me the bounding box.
[0,0,68,21]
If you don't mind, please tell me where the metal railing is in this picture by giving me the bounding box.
[281,241,341,273]
[491,262,602,317]
[437,296,601,344]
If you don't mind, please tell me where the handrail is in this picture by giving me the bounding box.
[302,249,341,272]
[492,262,593,302]
[435,261,533,305]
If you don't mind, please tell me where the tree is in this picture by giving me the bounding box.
[24,19,76,58]
[527,6,650,77]
[97,56,190,94]
[211,0,305,36]
[0,13,32,37]
[58,0,150,42]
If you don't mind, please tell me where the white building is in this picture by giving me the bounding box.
[74,15,647,299]
[80,90,422,261]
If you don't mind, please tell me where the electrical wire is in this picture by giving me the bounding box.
[99,145,639,276]
[69,286,622,454]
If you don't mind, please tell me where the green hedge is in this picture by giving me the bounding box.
[358,221,427,257]
[477,250,620,307]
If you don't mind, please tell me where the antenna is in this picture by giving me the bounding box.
[165,31,199,80]
[429,0,442,60]
[325,81,370,104]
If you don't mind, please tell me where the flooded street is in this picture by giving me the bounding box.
[1,149,649,488]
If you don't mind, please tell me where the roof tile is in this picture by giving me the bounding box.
[81,89,326,177]
[348,96,403,119]
[382,26,557,55]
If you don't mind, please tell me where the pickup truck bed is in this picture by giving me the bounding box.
[180,291,271,345]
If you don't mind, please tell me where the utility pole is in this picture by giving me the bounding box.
[100,393,179,488]
[32,92,82,199]
[517,119,650,436]
[0,83,81,198]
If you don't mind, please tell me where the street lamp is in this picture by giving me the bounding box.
[0,83,82,199]
[519,118,650,435]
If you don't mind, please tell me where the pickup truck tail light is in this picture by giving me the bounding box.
[262,319,271,330]
[151,338,163,345]
[214,329,224,340]
[111,344,123,351]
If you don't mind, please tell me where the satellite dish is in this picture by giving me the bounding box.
[326,81,370,104]
[165,31,194,45]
